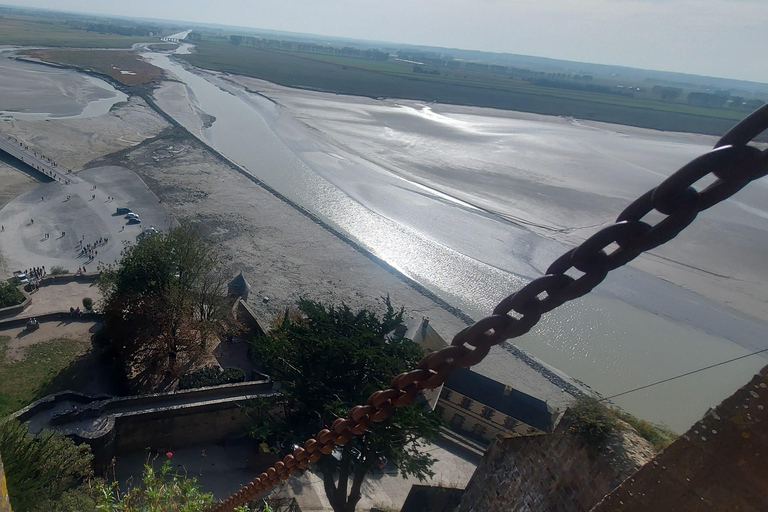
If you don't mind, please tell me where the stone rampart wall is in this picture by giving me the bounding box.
[459,423,643,512]
[590,366,768,512]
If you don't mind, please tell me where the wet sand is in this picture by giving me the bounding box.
[225,74,768,323]
[0,51,127,120]
[0,95,169,171]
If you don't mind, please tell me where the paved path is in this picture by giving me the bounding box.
[0,165,172,277]
[0,131,78,184]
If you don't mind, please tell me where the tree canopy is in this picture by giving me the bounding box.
[0,419,96,512]
[98,225,235,392]
[249,299,442,512]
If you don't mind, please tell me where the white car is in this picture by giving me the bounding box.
[125,212,140,220]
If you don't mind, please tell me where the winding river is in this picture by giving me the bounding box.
[136,44,768,431]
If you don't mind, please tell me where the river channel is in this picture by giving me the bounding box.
[137,45,768,432]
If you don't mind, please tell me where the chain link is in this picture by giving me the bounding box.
[208,104,768,512]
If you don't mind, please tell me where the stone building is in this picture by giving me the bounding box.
[227,271,251,302]
[437,367,562,444]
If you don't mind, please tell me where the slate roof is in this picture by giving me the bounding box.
[228,271,251,295]
[444,366,555,432]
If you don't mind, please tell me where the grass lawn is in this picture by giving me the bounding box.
[0,335,90,418]
[21,49,163,86]
[181,39,750,137]
[0,17,156,48]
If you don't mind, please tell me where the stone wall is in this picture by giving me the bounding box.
[459,421,651,512]
[590,365,768,512]
[0,454,10,512]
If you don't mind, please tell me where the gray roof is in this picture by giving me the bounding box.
[228,272,251,294]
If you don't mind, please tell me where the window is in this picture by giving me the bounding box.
[451,413,466,427]
[503,416,519,430]
[440,388,452,400]
[481,406,494,420]
[472,424,487,437]
[460,397,472,409]
[434,405,445,416]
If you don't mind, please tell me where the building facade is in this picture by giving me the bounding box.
[437,367,562,444]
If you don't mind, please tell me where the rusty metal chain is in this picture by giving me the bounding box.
[209,104,768,512]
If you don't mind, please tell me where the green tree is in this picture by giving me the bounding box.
[0,419,96,512]
[249,299,442,512]
[98,226,235,392]
[0,282,24,309]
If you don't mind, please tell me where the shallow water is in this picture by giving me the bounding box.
[0,50,127,120]
[142,50,768,431]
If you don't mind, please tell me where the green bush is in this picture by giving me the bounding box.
[0,419,96,512]
[82,297,94,310]
[610,409,677,451]
[178,366,246,389]
[95,460,214,512]
[50,266,68,275]
[566,395,677,451]
[0,282,24,308]
[565,395,619,446]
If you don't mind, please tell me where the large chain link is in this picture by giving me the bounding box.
[209,104,768,512]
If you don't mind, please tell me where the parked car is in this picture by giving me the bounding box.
[127,217,141,224]
[125,212,140,220]
[116,206,131,214]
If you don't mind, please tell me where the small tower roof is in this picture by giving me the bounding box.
[228,271,251,295]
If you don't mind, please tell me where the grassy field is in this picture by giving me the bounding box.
[181,39,750,137]
[21,49,164,86]
[0,17,156,48]
[0,335,90,417]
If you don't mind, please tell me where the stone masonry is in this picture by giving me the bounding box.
[459,419,652,512]
[590,365,768,512]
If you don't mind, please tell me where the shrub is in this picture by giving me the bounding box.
[0,419,96,512]
[83,297,94,310]
[0,282,24,308]
[95,460,214,512]
[50,266,69,275]
[610,409,677,451]
[565,395,619,446]
[178,366,246,389]
[566,396,677,451]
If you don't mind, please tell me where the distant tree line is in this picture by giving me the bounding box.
[413,65,441,75]
[687,91,765,111]
[66,20,161,37]
[227,34,389,61]
[652,85,683,101]
[533,78,635,97]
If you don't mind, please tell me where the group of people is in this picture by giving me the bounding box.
[69,306,85,317]
[78,236,108,262]
[27,266,46,280]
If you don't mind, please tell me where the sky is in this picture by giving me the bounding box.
[9,0,768,84]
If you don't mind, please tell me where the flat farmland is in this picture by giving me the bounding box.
[180,39,749,138]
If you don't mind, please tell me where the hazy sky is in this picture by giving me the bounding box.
[10,0,768,83]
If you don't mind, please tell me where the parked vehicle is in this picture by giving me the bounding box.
[13,270,28,284]
[127,217,141,224]
[116,206,131,214]
[125,212,140,220]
